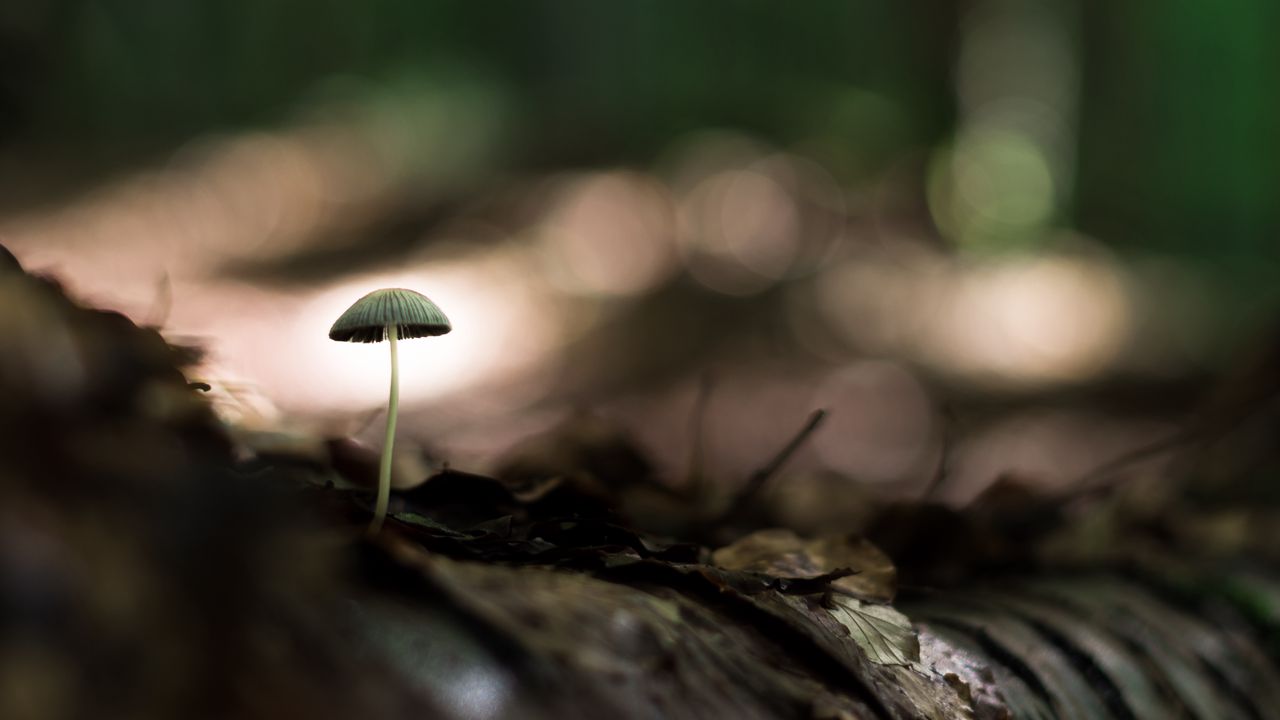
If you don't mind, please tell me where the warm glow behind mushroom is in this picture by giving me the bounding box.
[158,251,564,417]
[286,260,563,412]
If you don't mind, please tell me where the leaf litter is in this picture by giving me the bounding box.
[4,248,1280,720]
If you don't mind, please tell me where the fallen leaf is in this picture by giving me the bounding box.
[712,528,897,602]
[827,596,920,667]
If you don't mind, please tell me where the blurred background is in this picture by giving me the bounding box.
[1,0,1276,504]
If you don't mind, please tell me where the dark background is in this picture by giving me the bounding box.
[1,0,1276,501]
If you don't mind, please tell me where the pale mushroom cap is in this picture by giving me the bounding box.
[329,287,452,343]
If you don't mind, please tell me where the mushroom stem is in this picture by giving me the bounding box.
[369,324,400,536]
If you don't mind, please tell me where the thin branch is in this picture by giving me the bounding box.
[920,405,955,500]
[686,371,715,496]
[719,409,827,525]
[146,272,173,329]
[1072,430,1192,492]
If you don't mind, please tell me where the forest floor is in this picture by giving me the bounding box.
[2,246,1279,720]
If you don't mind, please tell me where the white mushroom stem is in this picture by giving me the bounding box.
[369,323,400,536]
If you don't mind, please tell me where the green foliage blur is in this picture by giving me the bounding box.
[1,0,1276,317]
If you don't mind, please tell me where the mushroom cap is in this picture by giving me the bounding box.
[329,287,452,343]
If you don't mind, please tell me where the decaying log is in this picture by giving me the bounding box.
[1,254,1277,720]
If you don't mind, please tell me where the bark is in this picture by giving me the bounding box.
[1,255,1277,720]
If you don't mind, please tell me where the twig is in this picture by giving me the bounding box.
[1072,430,1192,493]
[719,409,827,525]
[351,406,387,437]
[1072,373,1280,496]
[146,272,173,329]
[686,371,715,497]
[920,405,955,500]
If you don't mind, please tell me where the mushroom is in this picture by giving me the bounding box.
[329,287,451,535]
